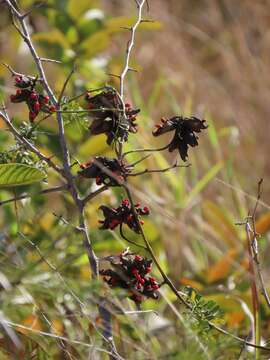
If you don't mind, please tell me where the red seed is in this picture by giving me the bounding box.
[30,92,38,100]
[122,199,129,206]
[44,96,49,104]
[145,266,151,273]
[152,284,159,290]
[33,102,40,112]
[49,105,56,112]
[15,76,22,83]
[135,203,140,207]
[131,268,138,275]
[146,285,152,291]
[140,278,145,285]
[127,214,133,221]
[10,94,15,101]
[149,277,155,283]
[109,219,119,229]
[16,89,22,95]
[143,206,150,214]
[140,220,144,225]
[134,295,143,302]
[29,112,37,122]
[135,255,142,262]
[96,176,102,185]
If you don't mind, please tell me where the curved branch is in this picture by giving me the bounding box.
[128,163,190,177]
[119,224,148,250]
[122,143,170,159]
[0,184,68,206]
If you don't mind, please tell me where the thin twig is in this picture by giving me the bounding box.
[122,143,170,159]
[82,185,108,206]
[0,184,68,206]
[58,65,76,105]
[119,0,147,99]
[1,62,41,81]
[128,163,190,177]
[0,107,63,176]
[119,223,148,250]
[39,57,62,64]
[21,2,45,19]
[248,179,270,309]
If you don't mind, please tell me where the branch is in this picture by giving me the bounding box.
[5,0,79,205]
[1,62,41,81]
[119,0,147,99]
[4,1,119,355]
[58,65,76,105]
[0,107,63,176]
[82,185,108,206]
[127,162,191,177]
[122,143,170,159]
[0,184,68,206]
[119,223,148,250]
[249,179,270,309]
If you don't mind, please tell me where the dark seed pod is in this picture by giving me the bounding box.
[100,250,159,304]
[153,116,208,161]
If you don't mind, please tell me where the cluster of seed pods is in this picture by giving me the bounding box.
[10,75,56,122]
[100,250,159,304]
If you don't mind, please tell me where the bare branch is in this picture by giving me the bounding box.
[1,62,41,81]
[122,143,170,159]
[82,185,108,206]
[0,184,68,206]
[0,107,63,176]
[21,2,46,19]
[128,162,191,177]
[39,57,62,64]
[5,0,79,204]
[58,65,76,105]
[4,1,118,353]
[119,0,147,99]
[119,223,148,250]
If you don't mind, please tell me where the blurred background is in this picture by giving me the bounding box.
[1,0,270,358]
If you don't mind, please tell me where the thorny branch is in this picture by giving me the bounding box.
[4,0,121,357]
[119,0,148,99]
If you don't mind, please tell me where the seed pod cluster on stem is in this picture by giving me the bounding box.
[10,74,56,122]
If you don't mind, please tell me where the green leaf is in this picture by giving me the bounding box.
[0,164,45,188]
